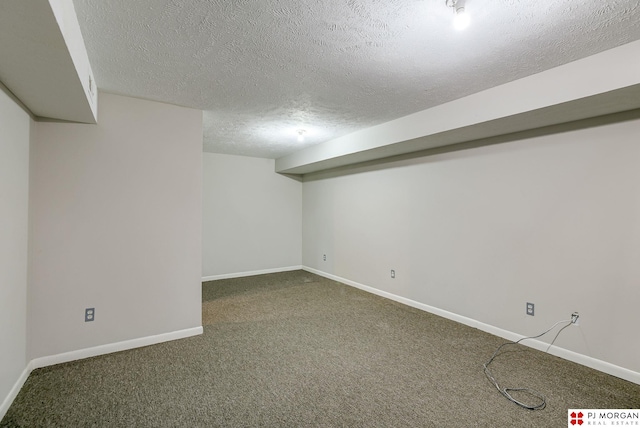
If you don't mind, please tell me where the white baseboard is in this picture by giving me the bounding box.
[202,265,302,282]
[0,326,203,421]
[0,363,32,421]
[303,266,640,385]
[31,326,203,369]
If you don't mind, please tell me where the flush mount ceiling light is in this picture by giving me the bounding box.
[297,129,306,142]
[446,0,470,30]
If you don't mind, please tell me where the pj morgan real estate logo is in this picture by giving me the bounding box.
[568,409,640,426]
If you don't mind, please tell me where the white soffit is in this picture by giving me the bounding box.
[275,40,640,175]
[0,0,97,123]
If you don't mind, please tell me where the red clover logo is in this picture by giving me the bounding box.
[570,411,584,425]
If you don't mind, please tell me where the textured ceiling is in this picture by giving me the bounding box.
[73,0,640,159]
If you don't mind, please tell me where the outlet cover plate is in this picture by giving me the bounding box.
[526,302,534,316]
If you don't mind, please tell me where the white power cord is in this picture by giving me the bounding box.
[483,313,579,410]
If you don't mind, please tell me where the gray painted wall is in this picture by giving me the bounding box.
[202,153,302,278]
[28,92,203,359]
[302,116,640,375]
[0,88,30,412]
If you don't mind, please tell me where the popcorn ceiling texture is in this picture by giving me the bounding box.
[73,0,640,159]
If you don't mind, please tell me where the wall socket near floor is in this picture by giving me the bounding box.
[526,302,535,316]
[85,307,95,322]
[391,269,395,278]
[323,254,326,261]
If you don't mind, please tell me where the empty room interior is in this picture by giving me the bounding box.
[2,0,640,426]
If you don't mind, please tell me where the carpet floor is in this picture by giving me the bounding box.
[2,270,639,427]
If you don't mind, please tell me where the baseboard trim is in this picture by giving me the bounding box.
[303,266,640,385]
[202,265,303,282]
[0,363,32,421]
[1,326,203,420]
[30,326,203,370]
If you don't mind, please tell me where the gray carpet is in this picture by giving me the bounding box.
[2,270,639,427]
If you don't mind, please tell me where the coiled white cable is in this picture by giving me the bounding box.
[483,318,574,410]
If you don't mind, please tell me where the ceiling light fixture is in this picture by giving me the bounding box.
[446,0,470,31]
[297,129,306,142]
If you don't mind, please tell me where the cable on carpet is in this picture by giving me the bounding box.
[483,317,575,410]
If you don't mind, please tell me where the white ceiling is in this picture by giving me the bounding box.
[73,0,640,159]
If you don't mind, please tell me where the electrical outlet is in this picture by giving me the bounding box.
[526,302,534,316]
[391,269,395,278]
[85,307,95,322]
[323,254,326,261]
